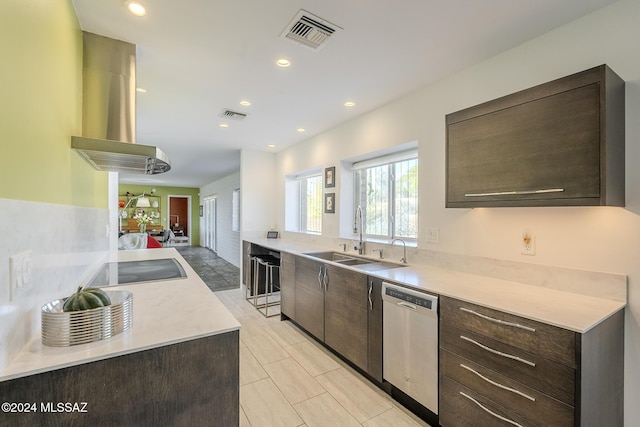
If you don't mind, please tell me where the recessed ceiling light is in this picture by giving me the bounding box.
[296,128,306,132]
[344,101,355,107]
[127,1,146,17]
[268,144,276,148]
[239,100,251,106]
[136,87,147,93]
[276,58,291,67]
[219,123,229,128]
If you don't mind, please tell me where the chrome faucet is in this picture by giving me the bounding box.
[354,205,365,255]
[392,238,407,264]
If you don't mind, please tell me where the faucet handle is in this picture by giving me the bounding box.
[372,249,384,259]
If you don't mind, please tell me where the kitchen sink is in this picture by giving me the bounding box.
[304,251,406,271]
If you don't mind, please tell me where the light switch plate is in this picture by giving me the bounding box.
[426,227,440,243]
[9,250,32,300]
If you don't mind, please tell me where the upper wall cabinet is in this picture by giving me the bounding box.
[446,65,625,208]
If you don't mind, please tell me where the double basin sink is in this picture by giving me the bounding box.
[305,251,407,272]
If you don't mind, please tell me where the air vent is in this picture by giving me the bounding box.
[219,109,248,121]
[281,10,341,50]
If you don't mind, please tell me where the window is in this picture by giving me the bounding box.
[285,169,323,234]
[299,174,323,234]
[354,151,418,241]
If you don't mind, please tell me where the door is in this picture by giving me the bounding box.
[203,196,217,251]
[168,195,191,244]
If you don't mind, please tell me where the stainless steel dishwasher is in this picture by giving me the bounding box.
[382,281,439,415]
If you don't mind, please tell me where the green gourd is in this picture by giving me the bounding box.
[62,286,112,312]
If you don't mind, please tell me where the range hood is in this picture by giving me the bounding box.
[72,32,171,174]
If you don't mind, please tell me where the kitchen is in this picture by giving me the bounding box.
[1,1,640,426]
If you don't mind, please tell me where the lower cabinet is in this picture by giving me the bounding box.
[439,296,624,427]
[284,255,381,378]
[0,332,239,427]
[280,252,296,320]
[367,277,384,382]
[294,256,325,340]
[324,264,368,370]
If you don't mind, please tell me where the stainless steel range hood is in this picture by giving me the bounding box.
[71,32,171,174]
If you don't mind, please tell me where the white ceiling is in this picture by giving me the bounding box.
[71,0,617,188]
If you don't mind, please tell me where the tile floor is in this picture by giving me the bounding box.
[177,246,241,292]
[215,289,431,427]
[179,246,431,427]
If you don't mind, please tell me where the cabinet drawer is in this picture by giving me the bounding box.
[441,296,576,367]
[440,376,538,427]
[440,323,575,405]
[441,350,574,426]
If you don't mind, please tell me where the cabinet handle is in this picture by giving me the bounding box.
[460,364,536,402]
[465,188,564,197]
[460,335,536,367]
[318,266,323,289]
[459,392,524,427]
[323,267,328,290]
[368,281,373,311]
[460,307,536,333]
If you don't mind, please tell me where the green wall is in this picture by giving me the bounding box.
[0,1,108,208]
[119,184,201,246]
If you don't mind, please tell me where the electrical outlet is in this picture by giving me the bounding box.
[521,230,536,255]
[9,250,32,300]
[426,227,440,243]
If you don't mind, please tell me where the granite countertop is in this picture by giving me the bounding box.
[247,237,625,333]
[0,248,240,382]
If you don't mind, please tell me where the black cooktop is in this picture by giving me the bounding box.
[88,258,187,287]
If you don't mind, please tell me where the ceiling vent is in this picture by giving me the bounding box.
[219,109,248,121]
[281,10,341,50]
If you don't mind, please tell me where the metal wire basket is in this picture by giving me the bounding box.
[41,290,133,347]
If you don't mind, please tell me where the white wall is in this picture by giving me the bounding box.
[200,171,241,267]
[240,149,277,237]
[272,0,640,423]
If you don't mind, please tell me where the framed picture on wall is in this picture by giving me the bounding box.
[325,166,335,188]
[324,193,335,213]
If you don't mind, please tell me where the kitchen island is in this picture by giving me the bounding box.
[0,248,240,426]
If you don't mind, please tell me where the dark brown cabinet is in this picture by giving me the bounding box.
[324,264,368,370]
[446,64,625,208]
[367,276,384,382]
[439,296,624,427]
[280,252,296,320]
[284,255,379,376]
[294,256,326,340]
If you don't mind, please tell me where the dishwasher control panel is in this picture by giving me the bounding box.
[382,282,438,313]
[384,287,434,309]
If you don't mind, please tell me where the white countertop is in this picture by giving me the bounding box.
[248,237,625,333]
[0,248,240,382]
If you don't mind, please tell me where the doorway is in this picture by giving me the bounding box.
[203,195,217,251]
[168,195,191,245]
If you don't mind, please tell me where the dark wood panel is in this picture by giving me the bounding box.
[0,332,239,427]
[280,252,296,320]
[578,309,624,427]
[440,323,575,405]
[367,277,383,382]
[440,376,538,427]
[441,349,574,426]
[445,64,625,208]
[323,265,368,370]
[440,296,576,367]
[294,256,325,340]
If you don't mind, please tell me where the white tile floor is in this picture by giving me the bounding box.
[215,289,432,427]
